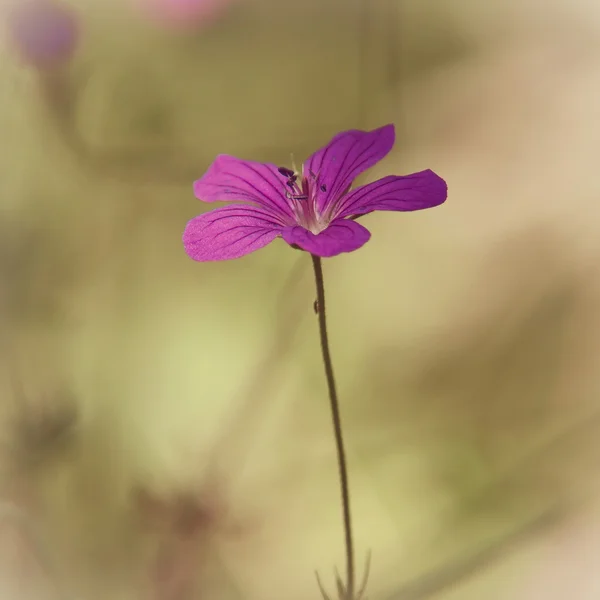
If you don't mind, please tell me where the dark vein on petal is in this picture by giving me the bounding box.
[224,229,279,255]
[201,181,267,206]
[211,167,291,222]
[201,214,278,230]
[231,229,277,253]
[326,137,381,215]
[204,207,284,228]
[338,176,419,216]
[338,178,394,214]
[314,133,339,177]
[203,226,276,247]
[329,138,362,189]
[200,204,285,226]
[334,136,379,190]
[239,163,291,217]
[193,230,277,256]
[311,137,352,212]
[191,229,273,259]
[219,173,277,202]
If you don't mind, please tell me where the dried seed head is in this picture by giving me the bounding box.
[4,380,78,471]
[134,487,219,539]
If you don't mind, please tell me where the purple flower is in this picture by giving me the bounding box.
[6,0,79,70]
[183,124,447,261]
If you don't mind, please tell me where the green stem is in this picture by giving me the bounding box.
[311,254,355,599]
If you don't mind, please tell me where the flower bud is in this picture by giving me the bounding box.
[6,0,79,70]
[134,0,233,30]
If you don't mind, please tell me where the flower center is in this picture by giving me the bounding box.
[277,166,328,234]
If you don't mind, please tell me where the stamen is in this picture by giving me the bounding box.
[320,184,327,192]
[286,192,308,201]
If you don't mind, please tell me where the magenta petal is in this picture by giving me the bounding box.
[281,219,371,258]
[335,170,448,219]
[193,155,294,222]
[303,124,395,213]
[183,205,283,261]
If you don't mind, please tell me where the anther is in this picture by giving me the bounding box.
[286,192,308,201]
[278,167,295,178]
[320,184,327,192]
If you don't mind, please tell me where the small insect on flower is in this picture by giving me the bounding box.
[183,124,448,261]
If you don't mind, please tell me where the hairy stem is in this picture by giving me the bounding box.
[311,254,355,599]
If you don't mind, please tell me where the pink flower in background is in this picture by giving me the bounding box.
[183,124,448,261]
[5,0,79,70]
[134,0,233,29]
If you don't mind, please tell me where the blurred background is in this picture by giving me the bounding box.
[1,0,600,598]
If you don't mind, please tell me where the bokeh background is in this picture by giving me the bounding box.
[1,0,600,598]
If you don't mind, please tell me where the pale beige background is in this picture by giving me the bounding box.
[1,0,600,599]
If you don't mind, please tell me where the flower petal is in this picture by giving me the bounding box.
[193,155,294,222]
[335,170,448,219]
[303,124,396,214]
[281,219,371,258]
[183,205,283,261]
